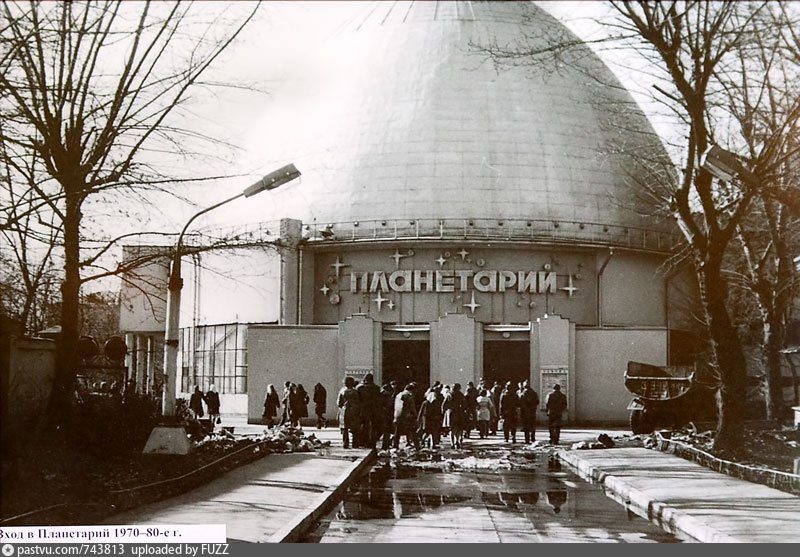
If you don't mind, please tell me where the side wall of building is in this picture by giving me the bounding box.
[574,327,668,423]
[246,325,339,424]
[3,336,57,449]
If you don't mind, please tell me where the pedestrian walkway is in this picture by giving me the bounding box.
[106,435,372,543]
[559,447,800,543]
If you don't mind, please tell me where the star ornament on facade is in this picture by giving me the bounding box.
[457,248,469,261]
[320,284,330,296]
[330,256,349,277]
[435,254,448,267]
[560,274,578,298]
[391,249,407,269]
[463,291,480,313]
[387,300,395,310]
[373,291,388,311]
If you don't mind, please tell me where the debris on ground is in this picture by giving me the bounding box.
[597,433,615,448]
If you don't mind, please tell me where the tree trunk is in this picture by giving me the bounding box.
[700,262,748,452]
[47,194,82,435]
[763,316,785,421]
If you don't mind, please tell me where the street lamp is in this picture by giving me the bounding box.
[700,145,750,183]
[144,163,300,454]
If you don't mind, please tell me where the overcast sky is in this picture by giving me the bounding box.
[137,1,668,229]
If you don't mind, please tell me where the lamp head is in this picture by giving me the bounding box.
[244,163,301,197]
[700,145,743,183]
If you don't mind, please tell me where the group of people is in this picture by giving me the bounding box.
[262,381,328,429]
[188,384,221,425]
[336,374,569,450]
[260,374,569,449]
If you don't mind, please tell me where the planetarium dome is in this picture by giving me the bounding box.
[260,1,673,241]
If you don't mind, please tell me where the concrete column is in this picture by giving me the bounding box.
[531,315,575,421]
[135,334,146,392]
[279,218,303,325]
[146,335,155,394]
[338,314,378,383]
[125,332,135,382]
[430,313,481,386]
[298,248,316,324]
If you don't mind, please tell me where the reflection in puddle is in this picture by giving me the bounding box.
[303,452,683,543]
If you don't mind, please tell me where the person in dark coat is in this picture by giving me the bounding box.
[545,384,568,444]
[418,390,442,448]
[518,380,539,443]
[313,383,327,428]
[338,376,361,448]
[296,384,310,421]
[205,384,221,427]
[489,382,502,434]
[123,378,136,405]
[393,383,420,449]
[378,383,395,450]
[464,381,478,438]
[443,383,467,449]
[189,385,204,419]
[288,384,306,427]
[263,384,280,427]
[356,373,382,448]
[499,382,519,443]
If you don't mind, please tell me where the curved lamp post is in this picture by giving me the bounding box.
[161,163,301,417]
[145,164,300,454]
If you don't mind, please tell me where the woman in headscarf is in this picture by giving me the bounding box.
[205,384,221,428]
[288,384,304,427]
[189,385,205,419]
[475,389,495,439]
[296,383,310,424]
[443,383,467,449]
[263,384,280,427]
[418,389,442,449]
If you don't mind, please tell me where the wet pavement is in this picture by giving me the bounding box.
[302,441,685,543]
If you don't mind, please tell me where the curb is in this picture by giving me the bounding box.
[653,433,800,494]
[268,449,377,543]
[558,450,738,543]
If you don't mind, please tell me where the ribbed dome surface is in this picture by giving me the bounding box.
[262,1,670,233]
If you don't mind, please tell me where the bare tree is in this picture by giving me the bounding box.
[720,4,800,421]
[475,1,800,450]
[0,1,259,431]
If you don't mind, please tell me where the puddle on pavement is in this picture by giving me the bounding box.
[302,451,685,543]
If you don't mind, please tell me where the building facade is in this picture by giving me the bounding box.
[121,2,697,424]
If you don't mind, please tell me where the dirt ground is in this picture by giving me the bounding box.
[654,426,800,473]
[0,427,326,522]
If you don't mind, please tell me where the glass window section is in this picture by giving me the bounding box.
[180,323,249,395]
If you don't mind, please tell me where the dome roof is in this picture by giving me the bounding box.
[259,1,672,238]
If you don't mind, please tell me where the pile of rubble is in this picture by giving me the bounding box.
[250,426,331,453]
[570,433,618,450]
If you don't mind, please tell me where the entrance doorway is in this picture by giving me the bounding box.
[382,340,430,393]
[483,340,530,388]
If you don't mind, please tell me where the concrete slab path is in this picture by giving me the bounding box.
[559,447,800,543]
[106,444,372,543]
